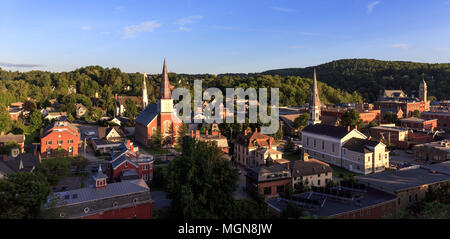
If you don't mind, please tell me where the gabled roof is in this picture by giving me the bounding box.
[53,179,150,206]
[135,103,158,126]
[302,124,350,139]
[343,138,382,153]
[291,158,332,177]
[0,133,25,143]
[98,126,125,139]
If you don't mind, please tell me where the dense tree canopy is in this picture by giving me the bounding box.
[263,58,450,102]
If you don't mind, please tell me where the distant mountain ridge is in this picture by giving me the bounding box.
[261,58,450,102]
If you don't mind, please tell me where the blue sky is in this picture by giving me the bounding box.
[1,0,450,74]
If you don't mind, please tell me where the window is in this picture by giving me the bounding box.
[133,198,138,204]
[317,180,320,186]
[113,201,119,207]
[332,144,335,153]
[314,139,316,147]
[307,137,309,146]
[276,185,284,193]
[68,147,73,152]
[84,207,90,213]
[143,174,148,181]
[322,141,324,150]
[325,172,328,176]
[398,198,401,205]
[143,164,148,170]
[409,195,412,202]
[125,161,128,167]
[47,141,52,145]
[264,187,271,195]
[57,140,63,145]
[68,139,74,144]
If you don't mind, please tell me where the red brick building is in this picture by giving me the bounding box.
[135,59,182,146]
[50,166,153,219]
[191,124,229,154]
[400,117,437,131]
[106,141,154,183]
[422,111,450,131]
[245,163,291,199]
[375,101,427,118]
[40,121,81,158]
[0,132,25,153]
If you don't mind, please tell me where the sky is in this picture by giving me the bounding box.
[1,0,450,74]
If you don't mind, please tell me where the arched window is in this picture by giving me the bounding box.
[163,120,172,134]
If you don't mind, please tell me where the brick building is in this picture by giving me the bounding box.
[413,140,450,163]
[40,121,81,158]
[135,59,182,146]
[234,128,280,168]
[49,166,153,219]
[422,111,450,131]
[370,126,409,148]
[190,124,229,154]
[245,162,291,199]
[106,141,154,183]
[266,185,397,219]
[356,162,450,210]
[400,117,437,131]
[0,132,25,153]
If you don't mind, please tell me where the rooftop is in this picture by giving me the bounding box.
[356,162,450,193]
[290,157,332,177]
[343,138,382,153]
[53,179,149,206]
[302,124,350,139]
[400,117,435,123]
[266,187,396,218]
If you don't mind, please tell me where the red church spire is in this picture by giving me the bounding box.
[160,58,171,99]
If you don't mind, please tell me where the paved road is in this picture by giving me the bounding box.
[234,164,251,199]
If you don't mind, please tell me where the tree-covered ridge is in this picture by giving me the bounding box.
[0,65,362,113]
[262,58,450,102]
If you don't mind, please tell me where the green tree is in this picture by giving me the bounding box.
[0,105,12,133]
[29,109,43,132]
[177,122,189,144]
[39,157,72,186]
[0,172,51,219]
[125,98,138,119]
[294,113,309,132]
[165,137,238,219]
[340,110,364,129]
[383,111,399,125]
[411,110,421,118]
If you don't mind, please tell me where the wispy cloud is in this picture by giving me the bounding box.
[271,6,296,13]
[175,15,203,32]
[0,62,45,68]
[81,26,92,31]
[367,1,381,13]
[389,43,410,49]
[123,21,161,38]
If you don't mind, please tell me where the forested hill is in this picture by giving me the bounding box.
[262,59,450,102]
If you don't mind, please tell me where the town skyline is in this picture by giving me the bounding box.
[2,0,450,73]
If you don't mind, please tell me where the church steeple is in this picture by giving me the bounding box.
[309,68,321,125]
[160,58,171,100]
[142,72,148,109]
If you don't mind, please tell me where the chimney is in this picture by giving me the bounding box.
[286,162,290,170]
[219,132,221,138]
[355,124,358,131]
[191,130,194,138]
[255,128,258,133]
[269,138,273,149]
[245,129,248,136]
[0,132,4,136]
[206,130,209,136]
[195,130,200,139]
[136,151,140,160]
[130,144,134,152]
[126,140,131,149]
[33,145,37,157]
[347,125,351,132]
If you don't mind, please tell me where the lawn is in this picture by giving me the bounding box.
[331,165,360,179]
